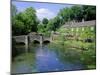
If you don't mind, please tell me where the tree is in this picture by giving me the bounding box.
[58,5,84,23]
[42,18,48,24]
[82,5,96,21]
[12,6,39,35]
[71,5,83,22]
[46,19,54,31]
[12,19,25,35]
[23,7,38,33]
[58,7,71,22]
[46,16,62,31]
[37,23,45,33]
[57,5,96,23]
[42,18,49,28]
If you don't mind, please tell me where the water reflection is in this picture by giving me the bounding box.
[11,45,37,74]
[11,43,85,74]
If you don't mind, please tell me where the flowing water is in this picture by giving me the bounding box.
[11,43,85,74]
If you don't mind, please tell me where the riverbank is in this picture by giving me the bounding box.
[49,39,96,69]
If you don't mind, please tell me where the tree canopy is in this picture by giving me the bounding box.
[12,7,39,35]
[58,5,96,22]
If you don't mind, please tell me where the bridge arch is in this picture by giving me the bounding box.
[33,40,40,44]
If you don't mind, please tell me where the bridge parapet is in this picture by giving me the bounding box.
[13,35,28,45]
[29,34,41,43]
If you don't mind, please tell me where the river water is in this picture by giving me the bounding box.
[11,43,85,74]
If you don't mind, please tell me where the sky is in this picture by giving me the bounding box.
[12,1,73,20]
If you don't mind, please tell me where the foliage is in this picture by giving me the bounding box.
[58,7,72,22]
[12,7,39,35]
[12,4,96,35]
[42,18,48,25]
[12,18,25,35]
[58,5,96,23]
[82,5,96,21]
[71,5,84,21]
[37,18,50,36]
[37,23,45,33]
[23,7,38,32]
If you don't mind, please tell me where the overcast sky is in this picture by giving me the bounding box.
[12,1,73,20]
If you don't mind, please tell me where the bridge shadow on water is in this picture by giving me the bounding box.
[16,42,26,45]
[32,40,50,45]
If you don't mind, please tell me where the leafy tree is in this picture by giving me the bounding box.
[37,23,45,33]
[46,16,62,31]
[46,19,54,31]
[57,5,96,23]
[42,18,48,28]
[58,5,84,23]
[82,5,96,21]
[23,7,38,33]
[71,5,83,22]
[42,18,48,25]
[12,6,39,35]
[52,17,62,31]
[58,7,71,22]
[12,19,25,35]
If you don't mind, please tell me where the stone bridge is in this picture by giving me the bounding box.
[13,34,52,45]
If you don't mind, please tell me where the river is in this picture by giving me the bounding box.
[11,43,86,74]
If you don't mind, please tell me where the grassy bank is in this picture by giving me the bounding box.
[49,39,96,69]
